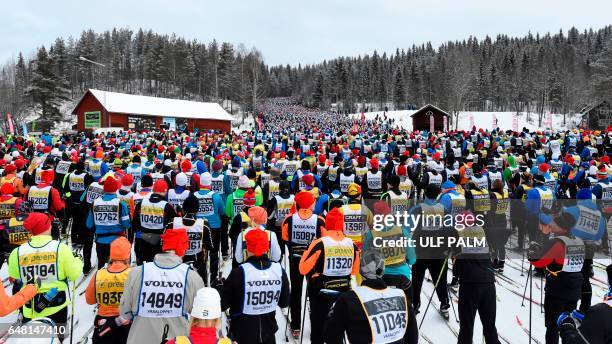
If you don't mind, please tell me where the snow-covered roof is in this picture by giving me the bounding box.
[410,104,450,117]
[72,89,233,121]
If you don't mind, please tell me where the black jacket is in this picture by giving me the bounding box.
[559,302,612,344]
[221,256,290,344]
[324,278,417,344]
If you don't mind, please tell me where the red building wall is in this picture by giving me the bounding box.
[73,91,231,132]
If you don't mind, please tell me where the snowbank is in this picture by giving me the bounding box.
[348,110,583,132]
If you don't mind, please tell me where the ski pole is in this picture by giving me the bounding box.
[529,263,533,344]
[418,256,449,330]
[520,240,525,276]
[521,265,532,307]
[299,282,309,344]
[447,286,459,323]
[540,274,543,314]
[70,280,76,344]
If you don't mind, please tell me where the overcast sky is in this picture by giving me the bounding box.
[3,0,611,66]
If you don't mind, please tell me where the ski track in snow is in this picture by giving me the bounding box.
[0,242,608,343]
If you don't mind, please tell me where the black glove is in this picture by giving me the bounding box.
[96,318,120,337]
[527,242,541,261]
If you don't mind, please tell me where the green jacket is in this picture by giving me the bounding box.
[9,235,83,318]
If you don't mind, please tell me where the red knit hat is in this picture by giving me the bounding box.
[243,189,256,207]
[104,176,120,193]
[373,201,391,215]
[245,229,270,257]
[4,165,16,175]
[538,163,551,173]
[24,212,52,235]
[121,174,134,187]
[14,159,26,170]
[161,228,189,257]
[181,160,192,172]
[153,180,169,193]
[370,158,379,169]
[295,191,315,209]
[325,207,344,231]
[40,169,54,184]
[318,155,326,163]
[302,174,314,187]
[397,165,407,176]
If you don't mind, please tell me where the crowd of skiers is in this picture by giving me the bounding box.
[0,111,608,344]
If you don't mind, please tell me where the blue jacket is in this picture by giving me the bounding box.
[439,190,460,214]
[86,194,131,244]
[193,189,225,229]
[525,185,555,217]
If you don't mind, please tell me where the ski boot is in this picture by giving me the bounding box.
[440,302,450,320]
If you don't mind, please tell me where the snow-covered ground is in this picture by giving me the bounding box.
[348,110,583,132]
[0,232,609,344]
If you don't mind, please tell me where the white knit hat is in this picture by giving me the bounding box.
[191,287,222,320]
[200,172,212,187]
[175,172,188,187]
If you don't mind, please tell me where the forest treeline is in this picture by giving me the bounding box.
[0,26,611,127]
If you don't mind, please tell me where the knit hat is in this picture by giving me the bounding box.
[24,212,52,235]
[199,172,212,187]
[243,189,256,207]
[181,160,192,172]
[110,237,131,261]
[369,157,379,169]
[347,183,362,197]
[360,249,385,280]
[237,175,250,188]
[0,183,14,195]
[552,212,576,232]
[104,176,120,193]
[14,159,26,170]
[245,229,269,257]
[397,165,407,176]
[153,180,169,193]
[373,201,391,215]
[212,160,223,172]
[325,207,344,231]
[302,174,314,187]
[248,206,268,225]
[295,191,315,209]
[161,227,189,257]
[121,174,134,187]
[538,163,551,173]
[40,169,54,184]
[175,172,189,187]
[441,180,456,190]
[533,174,545,185]
[191,287,222,320]
[4,165,16,175]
